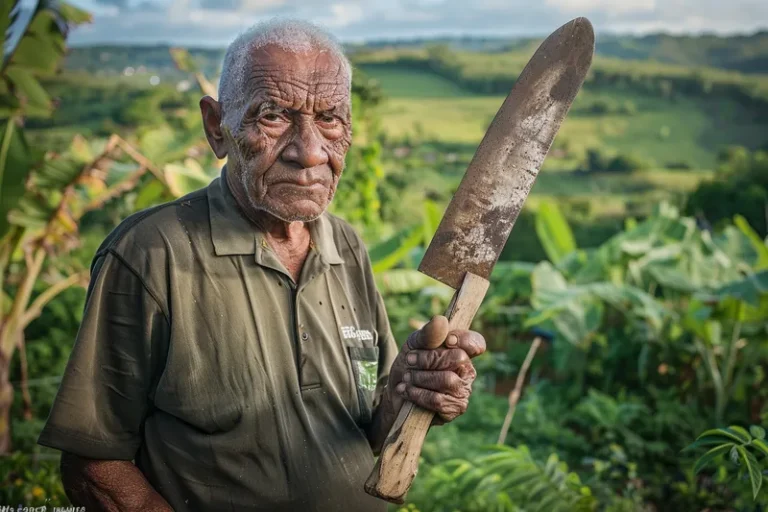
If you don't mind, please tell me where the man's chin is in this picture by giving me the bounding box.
[261,200,327,223]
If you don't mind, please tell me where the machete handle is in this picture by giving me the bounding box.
[364,272,490,503]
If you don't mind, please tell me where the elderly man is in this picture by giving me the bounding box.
[39,19,486,511]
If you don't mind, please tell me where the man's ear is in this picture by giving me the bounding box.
[200,96,228,159]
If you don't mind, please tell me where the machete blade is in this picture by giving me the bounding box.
[419,17,594,289]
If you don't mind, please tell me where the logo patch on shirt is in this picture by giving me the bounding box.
[341,325,374,341]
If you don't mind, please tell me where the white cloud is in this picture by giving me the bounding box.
[241,0,286,13]
[316,3,364,27]
[546,0,656,16]
[67,0,768,46]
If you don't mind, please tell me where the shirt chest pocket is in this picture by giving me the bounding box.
[346,344,379,425]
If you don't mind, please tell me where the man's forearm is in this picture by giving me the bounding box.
[367,388,400,455]
[61,453,172,511]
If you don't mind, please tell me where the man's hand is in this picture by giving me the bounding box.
[61,452,173,511]
[386,315,486,423]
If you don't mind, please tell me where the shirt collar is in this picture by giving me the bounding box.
[207,167,344,265]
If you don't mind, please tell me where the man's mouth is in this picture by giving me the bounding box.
[272,180,326,192]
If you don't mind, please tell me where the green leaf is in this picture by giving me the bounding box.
[138,125,174,161]
[134,180,168,210]
[69,135,94,164]
[730,445,739,465]
[704,321,722,346]
[684,436,735,452]
[5,65,51,114]
[370,224,423,273]
[169,47,197,73]
[734,215,768,270]
[0,0,15,56]
[535,201,576,264]
[693,444,733,474]
[163,159,214,197]
[376,269,441,295]
[422,199,442,245]
[57,1,92,24]
[752,439,768,458]
[697,428,750,445]
[750,425,766,440]
[10,28,62,75]
[735,445,763,499]
[646,265,697,293]
[728,426,753,444]
[0,119,35,238]
[713,271,768,307]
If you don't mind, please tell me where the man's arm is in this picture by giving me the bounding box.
[38,252,171,505]
[366,387,399,455]
[61,453,172,511]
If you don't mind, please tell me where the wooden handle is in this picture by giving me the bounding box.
[364,272,490,503]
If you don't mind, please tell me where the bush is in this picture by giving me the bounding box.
[606,153,652,172]
[665,161,693,170]
[686,147,768,236]
[581,148,652,172]
[0,453,69,507]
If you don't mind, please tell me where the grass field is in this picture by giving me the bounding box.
[360,64,768,170]
[356,64,472,98]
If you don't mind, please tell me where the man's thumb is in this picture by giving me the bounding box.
[411,315,449,350]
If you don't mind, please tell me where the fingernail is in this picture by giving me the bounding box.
[446,334,458,347]
[407,353,417,366]
[396,383,406,393]
[404,372,412,383]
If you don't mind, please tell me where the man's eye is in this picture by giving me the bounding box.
[262,113,281,122]
[319,114,337,124]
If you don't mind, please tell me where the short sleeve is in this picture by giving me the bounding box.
[37,251,169,460]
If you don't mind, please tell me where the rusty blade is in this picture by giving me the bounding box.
[419,17,594,289]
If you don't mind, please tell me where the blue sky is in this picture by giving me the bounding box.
[67,0,768,46]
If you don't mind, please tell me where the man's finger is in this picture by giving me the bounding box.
[446,330,486,358]
[404,370,470,398]
[397,384,467,422]
[405,348,469,371]
[406,315,449,351]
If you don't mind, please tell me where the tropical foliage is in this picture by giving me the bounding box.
[687,425,768,501]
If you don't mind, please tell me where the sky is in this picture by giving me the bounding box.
[67,0,768,46]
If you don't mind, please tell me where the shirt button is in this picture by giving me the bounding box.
[301,332,309,341]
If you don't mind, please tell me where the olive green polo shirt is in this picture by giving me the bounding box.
[38,170,397,511]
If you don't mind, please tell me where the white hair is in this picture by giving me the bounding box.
[218,18,352,130]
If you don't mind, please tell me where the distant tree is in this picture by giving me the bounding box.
[686,147,768,236]
[607,153,651,172]
[585,148,610,172]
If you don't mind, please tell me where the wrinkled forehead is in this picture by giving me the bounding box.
[244,45,350,111]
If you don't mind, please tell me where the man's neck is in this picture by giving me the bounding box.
[226,171,312,282]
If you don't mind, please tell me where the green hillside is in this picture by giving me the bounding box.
[359,63,767,170]
[596,31,768,74]
[353,64,472,98]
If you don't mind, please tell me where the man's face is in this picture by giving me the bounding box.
[218,46,352,222]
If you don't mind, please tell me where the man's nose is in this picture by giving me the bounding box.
[282,121,329,169]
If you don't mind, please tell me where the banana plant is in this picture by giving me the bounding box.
[0,0,91,452]
[0,134,156,451]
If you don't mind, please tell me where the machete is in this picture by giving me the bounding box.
[364,17,595,503]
